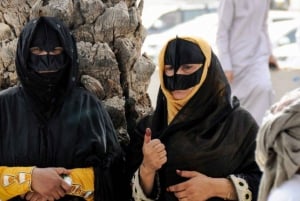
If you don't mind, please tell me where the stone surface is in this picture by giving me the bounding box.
[0,0,156,144]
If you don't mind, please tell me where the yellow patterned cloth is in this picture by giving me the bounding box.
[0,166,34,200]
[0,167,94,201]
[68,168,94,201]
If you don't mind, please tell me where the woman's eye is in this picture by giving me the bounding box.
[182,65,193,70]
[164,66,174,76]
[49,47,64,55]
[164,66,174,72]
[30,47,43,54]
[181,67,193,73]
[165,66,174,70]
[29,47,64,55]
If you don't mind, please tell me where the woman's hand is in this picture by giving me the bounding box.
[21,192,48,201]
[142,128,167,174]
[269,54,279,70]
[31,167,71,200]
[167,170,214,201]
[224,70,233,83]
[139,128,167,195]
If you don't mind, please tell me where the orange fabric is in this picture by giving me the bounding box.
[0,166,34,200]
[0,166,94,201]
[69,167,94,201]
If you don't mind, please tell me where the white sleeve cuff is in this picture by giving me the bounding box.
[229,174,252,201]
[131,169,154,201]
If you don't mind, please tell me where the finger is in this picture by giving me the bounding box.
[20,193,26,199]
[148,139,162,147]
[47,197,55,201]
[160,156,167,164]
[61,180,72,193]
[174,191,187,199]
[37,195,48,201]
[57,186,67,197]
[55,167,71,175]
[52,191,61,200]
[176,170,199,178]
[144,128,152,144]
[25,192,34,200]
[167,183,186,192]
[153,143,165,151]
[158,150,167,158]
[26,192,44,201]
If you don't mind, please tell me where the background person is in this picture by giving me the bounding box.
[126,36,261,201]
[256,88,300,201]
[216,0,278,125]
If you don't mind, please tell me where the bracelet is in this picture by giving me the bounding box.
[29,166,36,192]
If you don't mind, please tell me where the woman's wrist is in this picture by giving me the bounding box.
[140,162,156,177]
[138,163,157,196]
[211,178,237,200]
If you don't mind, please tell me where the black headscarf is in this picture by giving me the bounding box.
[28,18,69,73]
[16,16,78,119]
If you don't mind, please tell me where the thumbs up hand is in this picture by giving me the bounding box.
[142,128,167,173]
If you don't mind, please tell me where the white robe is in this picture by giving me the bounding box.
[216,0,274,125]
[267,174,300,201]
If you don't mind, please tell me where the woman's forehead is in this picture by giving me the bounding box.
[30,21,62,50]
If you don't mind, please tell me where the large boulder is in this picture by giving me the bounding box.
[0,0,156,146]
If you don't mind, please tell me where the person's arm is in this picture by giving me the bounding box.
[0,166,71,200]
[263,4,273,56]
[213,177,238,200]
[132,168,157,201]
[139,163,157,196]
[138,128,164,196]
[167,117,261,201]
[23,167,95,201]
[216,0,234,73]
[269,54,279,69]
[263,5,279,70]
[228,173,259,201]
[131,128,167,201]
[167,169,260,201]
[167,170,238,201]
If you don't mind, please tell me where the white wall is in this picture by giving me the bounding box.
[289,0,300,10]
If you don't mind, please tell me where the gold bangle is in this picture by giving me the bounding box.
[29,166,36,192]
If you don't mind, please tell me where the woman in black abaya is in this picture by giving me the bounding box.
[126,36,261,201]
[0,16,123,201]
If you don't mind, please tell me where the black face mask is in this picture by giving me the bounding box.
[164,66,203,91]
[28,53,68,73]
[164,38,205,91]
[23,19,70,112]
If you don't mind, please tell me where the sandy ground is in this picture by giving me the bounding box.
[147,68,300,108]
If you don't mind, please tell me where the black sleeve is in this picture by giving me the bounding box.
[230,108,262,201]
[79,95,125,201]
